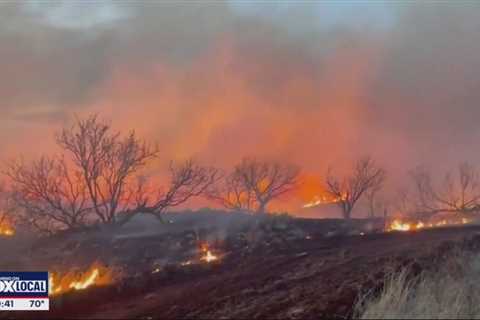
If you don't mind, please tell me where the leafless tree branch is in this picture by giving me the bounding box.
[4,156,91,231]
[211,158,300,214]
[325,156,386,219]
[408,163,480,216]
[56,115,158,224]
[137,160,220,220]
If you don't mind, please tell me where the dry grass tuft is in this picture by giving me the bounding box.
[355,251,480,319]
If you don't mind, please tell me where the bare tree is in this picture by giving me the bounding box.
[5,156,91,232]
[5,115,220,232]
[393,187,415,217]
[236,158,300,214]
[438,163,480,213]
[212,158,300,214]
[207,171,255,212]
[408,163,480,216]
[365,185,382,218]
[408,166,445,217]
[326,157,386,219]
[132,160,220,220]
[56,115,158,225]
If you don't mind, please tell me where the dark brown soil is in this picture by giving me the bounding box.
[10,224,480,320]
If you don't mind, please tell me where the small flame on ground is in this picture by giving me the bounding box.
[201,250,218,263]
[302,193,347,209]
[178,244,222,267]
[389,220,411,231]
[387,217,471,232]
[69,269,99,290]
[199,243,219,263]
[49,262,113,296]
[0,220,14,237]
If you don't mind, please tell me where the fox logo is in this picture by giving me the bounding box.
[0,280,47,293]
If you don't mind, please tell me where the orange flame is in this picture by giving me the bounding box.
[199,243,219,263]
[0,219,14,237]
[49,262,114,296]
[387,217,471,232]
[302,193,346,209]
[201,250,218,263]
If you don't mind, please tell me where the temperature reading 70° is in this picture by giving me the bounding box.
[29,300,45,308]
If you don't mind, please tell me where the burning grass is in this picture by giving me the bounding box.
[355,250,480,319]
[199,243,219,263]
[0,224,14,236]
[8,211,480,319]
[49,262,116,296]
[387,217,472,232]
[0,218,14,236]
[302,193,346,208]
[180,243,221,266]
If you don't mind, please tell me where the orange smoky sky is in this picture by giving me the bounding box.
[2,2,480,215]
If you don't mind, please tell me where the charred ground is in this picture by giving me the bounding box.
[2,211,480,319]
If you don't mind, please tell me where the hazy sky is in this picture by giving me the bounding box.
[2,1,480,211]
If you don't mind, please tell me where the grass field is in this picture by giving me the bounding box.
[356,249,480,319]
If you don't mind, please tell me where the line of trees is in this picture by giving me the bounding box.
[3,116,220,233]
[3,114,478,235]
[322,159,480,221]
[396,163,480,218]
[0,115,305,234]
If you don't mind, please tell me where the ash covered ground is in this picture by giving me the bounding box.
[2,210,480,319]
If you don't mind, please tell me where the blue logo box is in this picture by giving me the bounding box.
[0,272,49,298]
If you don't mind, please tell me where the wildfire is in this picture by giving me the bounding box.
[199,243,219,263]
[201,250,218,263]
[178,243,222,267]
[302,193,346,209]
[387,217,471,232]
[0,220,14,237]
[49,262,114,296]
[388,220,421,232]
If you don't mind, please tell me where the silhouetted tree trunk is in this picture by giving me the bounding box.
[209,158,300,214]
[326,156,386,220]
[407,162,480,216]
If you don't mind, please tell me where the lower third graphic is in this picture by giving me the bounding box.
[0,272,49,310]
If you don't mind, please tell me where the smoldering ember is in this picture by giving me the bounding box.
[3,1,480,319]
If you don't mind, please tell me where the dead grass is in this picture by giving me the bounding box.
[355,251,480,319]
